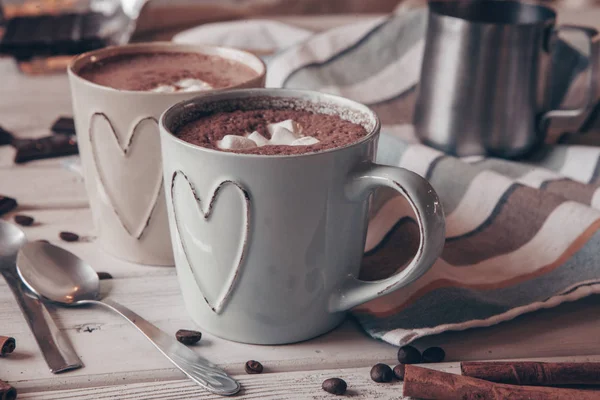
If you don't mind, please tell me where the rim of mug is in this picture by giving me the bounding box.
[67,42,267,95]
[159,88,381,159]
[429,0,556,26]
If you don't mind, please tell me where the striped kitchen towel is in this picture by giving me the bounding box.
[267,8,600,346]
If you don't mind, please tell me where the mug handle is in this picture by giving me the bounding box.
[539,25,599,131]
[329,162,446,313]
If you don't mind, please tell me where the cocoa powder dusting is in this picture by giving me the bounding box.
[175,109,369,156]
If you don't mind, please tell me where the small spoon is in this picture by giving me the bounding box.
[16,241,240,396]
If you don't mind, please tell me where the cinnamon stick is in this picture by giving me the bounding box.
[403,365,600,400]
[0,337,15,357]
[461,361,600,386]
[0,379,16,400]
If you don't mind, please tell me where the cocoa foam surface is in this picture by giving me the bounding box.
[175,108,369,156]
[78,52,258,91]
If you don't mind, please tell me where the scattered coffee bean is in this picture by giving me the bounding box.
[322,378,347,395]
[393,364,405,380]
[175,329,202,345]
[14,214,34,226]
[37,239,50,244]
[245,360,263,374]
[398,345,421,364]
[59,231,79,242]
[422,346,445,363]
[0,195,17,216]
[370,363,394,383]
[51,117,76,135]
[97,272,113,280]
[0,336,16,356]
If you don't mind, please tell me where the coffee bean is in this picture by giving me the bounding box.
[175,329,202,345]
[322,378,347,395]
[370,363,393,383]
[422,346,445,363]
[393,364,405,380]
[14,214,34,226]
[0,337,16,356]
[97,272,113,280]
[59,231,79,242]
[245,360,263,374]
[397,345,421,364]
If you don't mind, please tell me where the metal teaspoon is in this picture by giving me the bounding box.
[16,241,240,396]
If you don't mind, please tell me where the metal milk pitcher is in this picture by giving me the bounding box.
[413,0,598,158]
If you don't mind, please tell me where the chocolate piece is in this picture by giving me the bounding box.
[397,345,422,364]
[370,363,394,383]
[175,329,202,345]
[13,214,34,226]
[322,378,347,395]
[0,126,14,146]
[59,231,79,242]
[244,360,263,374]
[97,272,113,280]
[422,347,445,363]
[0,13,110,61]
[51,117,76,135]
[0,196,18,216]
[393,364,405,380]
[13,134,78,164]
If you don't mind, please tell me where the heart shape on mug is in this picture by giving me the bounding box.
[89,113,163,239]
[171,170,250,314]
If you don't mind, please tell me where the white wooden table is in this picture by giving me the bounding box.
[3,10,600,400]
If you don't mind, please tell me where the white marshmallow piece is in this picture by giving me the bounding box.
[269,126,300,145]
[150,85,176,93]
[291,136,320,146]
[217,135,258,150]
[176,78,213,92]
[216,120,319,150]
[247,131,270,147]
[267,119,303,137]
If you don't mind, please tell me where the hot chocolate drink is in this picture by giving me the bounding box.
[78,52,259,92]
[175,108,369,156]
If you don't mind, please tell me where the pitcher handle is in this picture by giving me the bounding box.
[539,25,599,131]
[329,162,445,313]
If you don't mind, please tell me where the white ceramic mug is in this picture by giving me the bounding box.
[160,89,446,344]
[68,43,266,265]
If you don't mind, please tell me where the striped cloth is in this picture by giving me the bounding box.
[267,8,600,346]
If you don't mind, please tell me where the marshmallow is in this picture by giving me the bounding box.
[267,120,303,137]
[151,85,176,93]
[217,135,258,150]
[216,120,320,150]
[291,136,320,146]
[149,78,213,93]
[247,131,270,146]
[269,126,300,145]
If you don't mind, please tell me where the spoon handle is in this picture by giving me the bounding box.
[86,298,240,396]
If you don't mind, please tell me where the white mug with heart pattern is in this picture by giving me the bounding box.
[68,43,266,265]
[159,89,446,344]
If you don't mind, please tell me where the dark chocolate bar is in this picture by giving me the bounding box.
[51,117,76,135]
[14,134,78,164]
[0,13,110,60]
